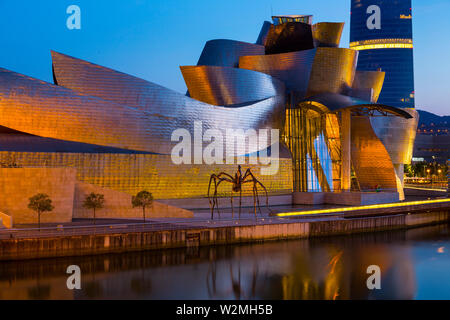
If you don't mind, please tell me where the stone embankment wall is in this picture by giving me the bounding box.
[0,209,448,261]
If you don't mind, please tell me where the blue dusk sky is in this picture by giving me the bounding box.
[0,0,448,116]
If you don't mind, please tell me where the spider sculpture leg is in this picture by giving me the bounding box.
[248,180,263,219]
[254,176,271,214]
[208,176,223,220]
[230,191,234,219]
[208,173,235,220]
[253,182,263,217]
[215,179,225,220]
[216,173,234,219]
[252,184,257,219]
[241,169,259,218]
[207,175,218,220]
[252,180,265,217]
[239,188,242,220]
[242,169,271,216]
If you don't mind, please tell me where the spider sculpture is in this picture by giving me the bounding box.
[207,165,270,220]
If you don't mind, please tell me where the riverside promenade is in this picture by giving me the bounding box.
[0,196,449,261]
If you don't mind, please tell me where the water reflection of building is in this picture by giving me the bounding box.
[0,227,434,299]
[263,242,416,300]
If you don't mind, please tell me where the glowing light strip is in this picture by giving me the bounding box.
[275,198,450,217]
[350,39,413,46]
[405,186,447,192]
[351,43,413,51]
[350,39,413,51]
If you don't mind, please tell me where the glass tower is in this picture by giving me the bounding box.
[350,0,415,108]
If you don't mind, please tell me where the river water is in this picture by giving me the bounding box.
[1,223,449,300]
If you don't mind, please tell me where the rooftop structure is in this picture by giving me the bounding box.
[272,15,313,25]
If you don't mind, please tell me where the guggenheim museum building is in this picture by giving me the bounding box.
[0,14,418,223]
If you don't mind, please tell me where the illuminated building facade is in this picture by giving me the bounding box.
[350,0,415,108]
[0,14,418,209]
[272,15,313,26]
[413,134,450,164]
[413,111,450,164]
[350,0,418,197]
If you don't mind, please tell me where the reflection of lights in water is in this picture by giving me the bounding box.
[328,251,343,275]
[206,259,264,300]
[325,251,343,300]
[3,224,446,299]
[280,248,345,300]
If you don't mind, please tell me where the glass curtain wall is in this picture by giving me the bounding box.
[284,102,341,192]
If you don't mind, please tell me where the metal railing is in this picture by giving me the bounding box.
[405,178,447,189]
[0,216,289,240]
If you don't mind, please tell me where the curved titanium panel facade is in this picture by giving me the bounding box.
[312,22,344,48]
[52,50,190,112]
[0,68,285,155]
[256,21,272,46]
[302,93,371,112]
[0,134,153,154]
[351,116,399,192]
[301,93,412,119]
[306,48,358,97]
[239,49,316,97]
[352,70,385,103]
[180,65,285,106]
[52,52,284,126]
[0,68,169,154]
[196,39,265,68]
[370,108,419,164]
[265,22,315,55]
[51,51,286,135]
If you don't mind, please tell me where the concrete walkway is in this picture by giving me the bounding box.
[5,194,444,232]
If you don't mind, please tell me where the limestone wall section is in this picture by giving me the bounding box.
[0,168,76,224]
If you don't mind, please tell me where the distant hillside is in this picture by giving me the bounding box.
[417,110,450,126]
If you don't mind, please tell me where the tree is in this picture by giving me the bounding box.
[404,164,414,178]
[28,193,54,229]
[83,193,105,225]
[132,191,153,222]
